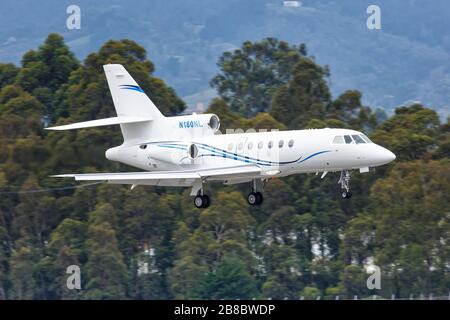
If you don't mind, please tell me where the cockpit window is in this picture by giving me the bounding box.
[344,135,353,144]
[360,134,372,143]
[333,136,345,144]
[352,135,366,144]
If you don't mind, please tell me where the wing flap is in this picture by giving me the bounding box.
[198,165,261,180]
[52,165,262,186]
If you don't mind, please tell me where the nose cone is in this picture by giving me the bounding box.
[385,149,396,163]
[372,145,396,166]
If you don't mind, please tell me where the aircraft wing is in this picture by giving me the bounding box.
[52,165,262,187]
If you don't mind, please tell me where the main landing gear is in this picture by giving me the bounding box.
[247,192,263,205]
[194,193,210,208]
[192,180,211,209]
[247,179,264,206]
[192,179,266,209]
[339,170,352,199]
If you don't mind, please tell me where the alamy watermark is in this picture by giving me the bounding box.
[66,265,81,290]
[66,5,81,30]
[366,5,381,30]
[366,265,381,290]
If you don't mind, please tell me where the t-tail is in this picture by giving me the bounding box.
[46,64,166,143]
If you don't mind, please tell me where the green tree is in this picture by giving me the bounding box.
[205,97,286,133]
[14,178,56,245]
[339,265,368,298]
[9,246,37,299]
[168,255,208,299]
[344,160,450,298]
[433,117,450,159]
[0,63,19,88]
[0,85,45,118]
[260,245,302,299]
[370,104,440,160]
[198,191,255,266]
[198,257,258,299]
[300,286,321,299]
[169,192,256,298]
[0,222,9,299]
[211,38,308,116]
[327,90,378,131]
[15,33,79,116]
[270,58,331,128]
[47,218,87,299]
[84,204,128,299]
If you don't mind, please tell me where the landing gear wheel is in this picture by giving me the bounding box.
[202,195,210,208]
[194,195,204,208]
[248,192,263,205]
[341,191,352,199]
[247,192,257,205]
[194,195,211,208]
[255,192,263,205]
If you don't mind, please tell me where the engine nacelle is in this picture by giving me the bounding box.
[147,143,199,165]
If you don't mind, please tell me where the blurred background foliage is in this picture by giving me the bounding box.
[0,34,448,300]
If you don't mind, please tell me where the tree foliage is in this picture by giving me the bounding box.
[211,38,308,116]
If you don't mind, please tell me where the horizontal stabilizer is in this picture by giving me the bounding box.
[45,116,153,131]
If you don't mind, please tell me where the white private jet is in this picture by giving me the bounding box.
[47,64,396,208]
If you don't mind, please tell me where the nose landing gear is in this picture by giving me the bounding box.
[339,170,352,199]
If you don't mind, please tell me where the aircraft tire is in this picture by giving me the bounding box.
[194,195,204,208]
[341,191,352,199]
[255,192,263,205]
[202,195,210,208]
[247,192,258,205]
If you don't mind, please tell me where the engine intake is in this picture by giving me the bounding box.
[208,114,220,131]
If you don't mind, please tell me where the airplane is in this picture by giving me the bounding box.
[47,64,396,209]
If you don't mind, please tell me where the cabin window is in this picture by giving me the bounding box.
[228,142,234,151]
[248,142,253,150]
[344,135,353,144]
[139,144,147,149]
[333,136,344,144]
[279,140,284,148]
[258,141,264,149]
[351,135,366,144]
[288,139,294,148]
[268,141,273,149]
[238,142,243,151]
[360,134,372,143]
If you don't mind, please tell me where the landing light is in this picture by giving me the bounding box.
[264,170,280,176]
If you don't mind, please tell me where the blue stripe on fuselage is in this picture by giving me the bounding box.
[142,141,331,166]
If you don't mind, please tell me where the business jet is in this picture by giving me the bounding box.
[47,64,396,208]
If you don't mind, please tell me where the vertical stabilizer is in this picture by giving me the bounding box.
[103,64,165,142]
